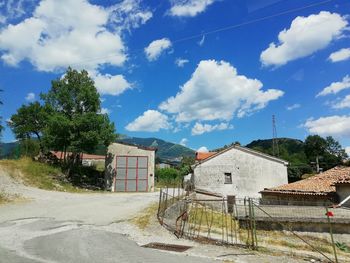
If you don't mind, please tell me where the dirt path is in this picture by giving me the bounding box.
[0,167,310,263]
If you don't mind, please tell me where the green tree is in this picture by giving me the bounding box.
[9,102,48,152]
[179,156,195,176]
[304,135,327,173]
[41,68,116,165]
[325,136,348,160]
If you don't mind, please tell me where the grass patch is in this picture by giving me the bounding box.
[0,158,87,193]
[0,192,11,204]
[0,192,24,205]
[131,202,159,230]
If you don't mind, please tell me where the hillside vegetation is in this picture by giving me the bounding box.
[246,137,347,181]
[0,158,86,192]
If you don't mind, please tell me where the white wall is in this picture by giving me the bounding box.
[336,184,350,207]
[105,143,155,192]
[193,147,288,198]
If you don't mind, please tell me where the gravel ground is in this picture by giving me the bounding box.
[0,167,334,263]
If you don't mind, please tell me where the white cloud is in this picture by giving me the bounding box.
[333,95,350,109]
[100,108,111,115]
[0,0,151,96]
[329,48,350,62]
[179,138,188,146]
[317,75,350,97]
[304,115,350,138]
[0,0,126,71]
[108,0,152,33]
[159,60,283,122]
[169,0,216,17]
[191,122,233,135]
[0,0,35,24]
[175,58,189,67]
[144,38,172,61]
[125,110,170,132]
[286,103,301,110]
[260,11,348,66]
[197,146,208,152]
[345,146,350,156]
[25,92,35,102]
[92,72,132,96]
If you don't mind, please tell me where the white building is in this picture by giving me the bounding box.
[193,144,288,198]
[105,142,156,192]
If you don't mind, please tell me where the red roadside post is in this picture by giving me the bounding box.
[325,207,338,263]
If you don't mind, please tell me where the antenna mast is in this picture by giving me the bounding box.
[272,115,279,157]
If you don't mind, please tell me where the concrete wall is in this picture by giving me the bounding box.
[193,147,288,198]
[105,143,155,192]
[336,184,350,207]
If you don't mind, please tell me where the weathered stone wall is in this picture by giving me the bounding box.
[193,147,288,198]
[105,143,155,192]
[239,218,350,234]
[260,193,332,206]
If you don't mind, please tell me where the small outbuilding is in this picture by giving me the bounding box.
[192,144,288,198]
[261,166,350,206]
[105,142,156,192]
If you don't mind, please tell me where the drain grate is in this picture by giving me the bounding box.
[142,242,192,252]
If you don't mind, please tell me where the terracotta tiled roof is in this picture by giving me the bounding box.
[334,175,350,185]
[261,166,350,196]
[50,151,105,160]
[195,152,217,161]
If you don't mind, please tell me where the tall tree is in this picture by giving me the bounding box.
[41,68,116,164]
[304,135,327,173]
[325,136,348,160]
[9,102,48,152]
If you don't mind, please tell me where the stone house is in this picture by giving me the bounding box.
[261,166,350,206]
[192,144,288,198]
[105,142,156,192]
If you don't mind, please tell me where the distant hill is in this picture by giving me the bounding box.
[246,138,306,163]
[0,136,195,161]
[117,137,195,160]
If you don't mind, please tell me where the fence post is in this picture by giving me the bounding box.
[251,199,258,249]
[157,188,162,222]
[326,207,338,263]
[248,198,257,249]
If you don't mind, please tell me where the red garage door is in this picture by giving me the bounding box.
[115,156,148,192]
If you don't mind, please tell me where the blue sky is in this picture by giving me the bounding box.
[1,0,350,153]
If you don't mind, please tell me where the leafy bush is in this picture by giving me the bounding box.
[155,167,182,187]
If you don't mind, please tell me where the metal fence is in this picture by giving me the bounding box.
[157,188,350,263]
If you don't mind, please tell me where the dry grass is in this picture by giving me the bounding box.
[0,158,86,193]
[184,205,349,260]
[0,192,25,205]
[131,202,159,230]
[0,192,10,204]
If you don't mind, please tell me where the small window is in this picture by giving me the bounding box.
[224,173,232,184]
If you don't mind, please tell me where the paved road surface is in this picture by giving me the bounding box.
[0,168,306,263]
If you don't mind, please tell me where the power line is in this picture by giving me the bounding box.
[69,0,334,67]
[172,0,333,44]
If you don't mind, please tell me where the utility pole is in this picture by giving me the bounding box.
[272,115,279,157]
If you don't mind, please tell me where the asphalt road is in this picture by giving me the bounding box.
[0,169,216,263]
